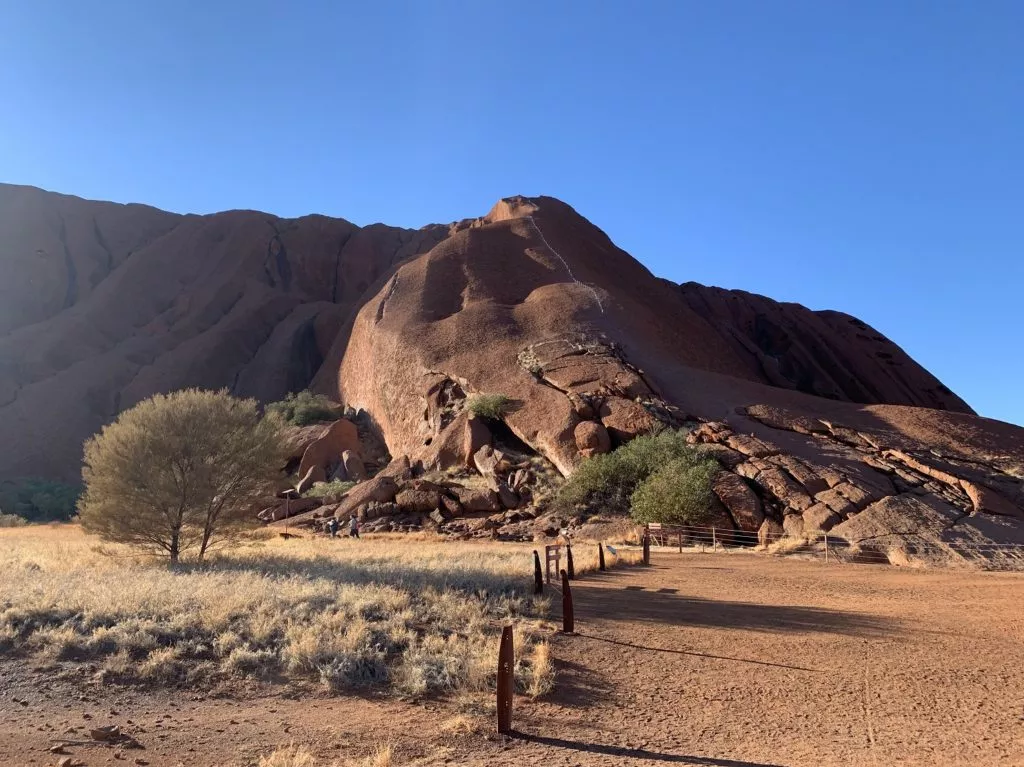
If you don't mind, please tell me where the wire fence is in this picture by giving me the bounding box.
[643,523,1024,572]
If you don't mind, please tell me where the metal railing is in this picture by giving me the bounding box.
[643,523,1024,571]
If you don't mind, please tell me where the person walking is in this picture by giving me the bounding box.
[326,517,339,538]
[349,515,360,539]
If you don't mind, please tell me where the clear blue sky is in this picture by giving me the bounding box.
[2,1,1022,426]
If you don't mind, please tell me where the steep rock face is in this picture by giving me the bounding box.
[678,283,972,413]
[3,184,1024,553]
[0,184,445,480]
[326,194,1024,547]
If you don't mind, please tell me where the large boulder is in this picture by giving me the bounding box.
[452,486,502,513]
[830,493,961,542]
[802,503,840,532]
[396,487,442,514]
[598,398,659,444]
[271,474,399,527]
[422,411,492,470]
[496,481,520,510]
[712,472,763,531]
[574,420,612,457]
[341,450,367,482]
[298,419,362,484]
[959,480,1024,520]
[756,467,813,512]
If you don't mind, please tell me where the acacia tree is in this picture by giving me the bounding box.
[79,389,285,563]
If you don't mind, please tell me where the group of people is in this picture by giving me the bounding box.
[325,515,359,539]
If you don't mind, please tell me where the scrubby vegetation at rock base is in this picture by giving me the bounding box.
[267,391,344,427]
[553,429,718,523]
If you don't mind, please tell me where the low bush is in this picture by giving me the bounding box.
[304,479,357,500]
[466,393,512,420]
[0,478,80,523]
[267,390,343,426]
[629,455,719,526]
[554,429,709,516]
[0,513,27,528]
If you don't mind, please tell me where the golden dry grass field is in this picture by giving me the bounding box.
[3,527,1020,766]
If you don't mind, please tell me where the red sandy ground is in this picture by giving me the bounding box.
[2,553,1022,766]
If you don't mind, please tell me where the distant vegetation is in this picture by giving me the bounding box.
[303,479,356,500]
[554,429,719,525]
[0,477,81,524]
[78,389,286,563]
[466,393,513,420]
[266,390,343,426]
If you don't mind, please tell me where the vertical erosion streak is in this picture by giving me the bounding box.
[525,215,604,314]
[57,215,78,309]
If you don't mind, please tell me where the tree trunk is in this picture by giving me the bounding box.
[169,529,180,564]
[198,527,212,561]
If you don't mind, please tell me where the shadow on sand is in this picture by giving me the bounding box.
[511,732,787,766]
[564,567,897,638]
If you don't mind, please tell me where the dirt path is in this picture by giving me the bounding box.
[497,552,1024,767]
[2,553,1022,766]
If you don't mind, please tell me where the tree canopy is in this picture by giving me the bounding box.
[78,389,286,562]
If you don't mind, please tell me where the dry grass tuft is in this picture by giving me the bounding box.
[259,744,317,767]
[526,640,554,698]
[258,742,396,767]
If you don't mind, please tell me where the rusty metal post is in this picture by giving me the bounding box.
[566,543,575,580]
[642,528,651,565]
[598,543,606,571]
[496,625,514,734]
[678,530,683,553]
[560,569,574,633]
[533,550,544,594]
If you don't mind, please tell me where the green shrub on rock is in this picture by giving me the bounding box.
[466,393,513,420]
[554,429,708,516]
[629,456,718,526]
[266,390,342,426]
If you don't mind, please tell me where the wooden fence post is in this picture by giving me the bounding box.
[642,528,651,565]
[566,543,575,580]
[496,625,514,734]
[560,569,574,633]
[533,550,544,594]
[598,543,606,571]
[824,534,829,564]
[712,527,717,552]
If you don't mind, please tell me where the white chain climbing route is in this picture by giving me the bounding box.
[525,215,605,313]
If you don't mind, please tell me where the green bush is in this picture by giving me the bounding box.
[0,478,81,523]
[266,391,342,427]
[554,429,707,516]
[466,393,512,420]
[629,456,718,526]
[303,480,356,499]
